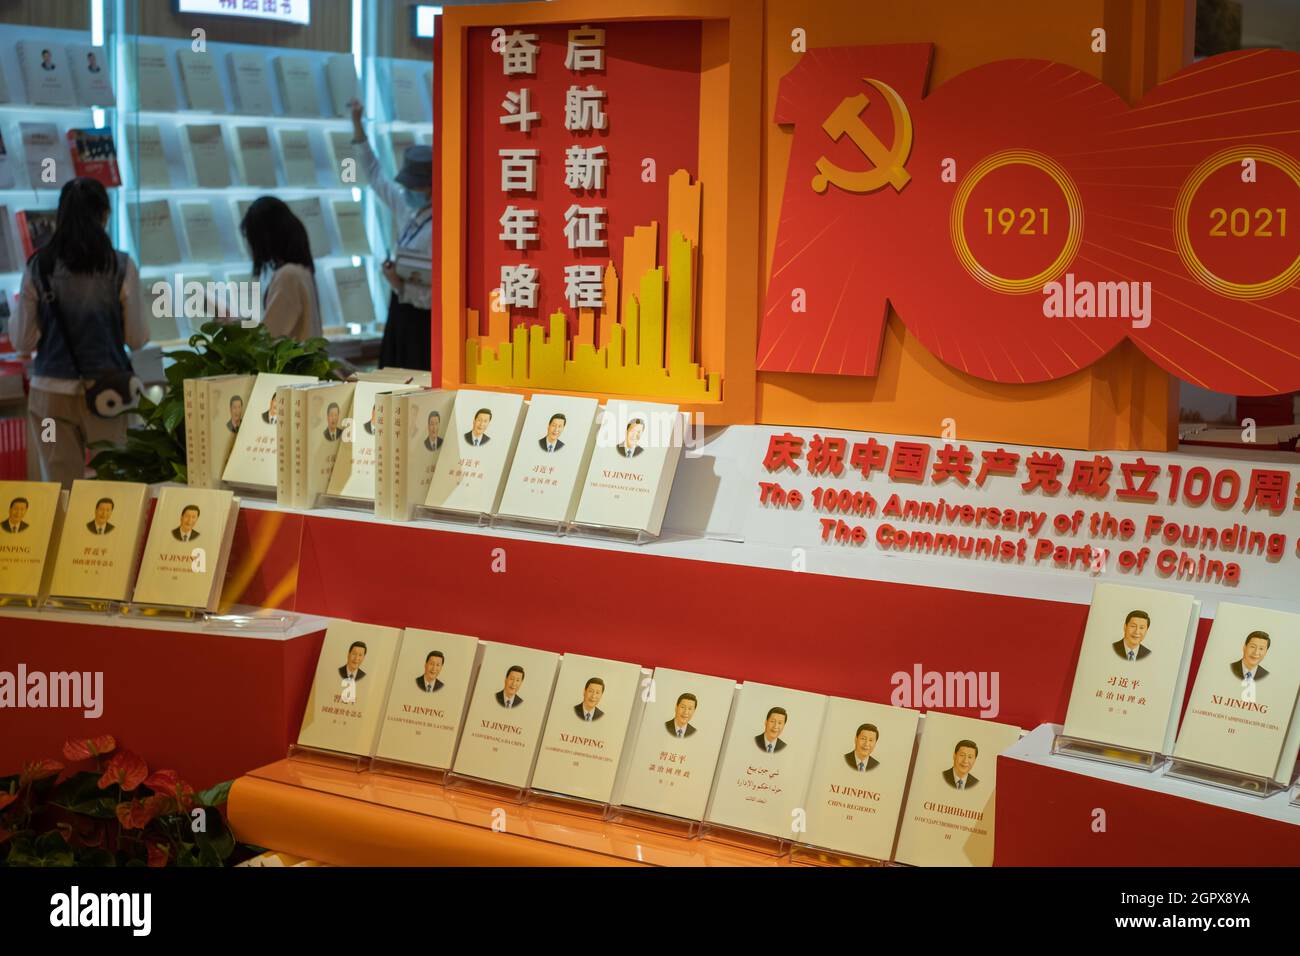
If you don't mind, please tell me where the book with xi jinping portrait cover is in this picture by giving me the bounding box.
[297,621,401,759]
[530,653,644,805]
[130,486,238,612]
[801,698,921,861]
[705,682,828,841]
[616,667,737,822]
[47,481,149,606]
[1173,603,1300,784]
[0,481,65,602]
[894,711,1022,867]
[424,390,526,517]
[374,629,479,771]
[1062,583,1201,757]
[221,373,318,490]
[451,642,561,790]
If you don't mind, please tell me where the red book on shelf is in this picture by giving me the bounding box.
[66,128,121,188]
[16,210,57,260]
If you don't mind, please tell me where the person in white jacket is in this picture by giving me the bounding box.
[348,100,433,370]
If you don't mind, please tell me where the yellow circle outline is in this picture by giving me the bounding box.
[949,149,1084,295]
[1173,145,1300,301]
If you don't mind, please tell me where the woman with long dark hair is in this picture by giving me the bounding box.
[239,197,322,341]
[12,177,148,487]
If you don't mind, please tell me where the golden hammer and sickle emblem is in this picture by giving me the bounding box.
[811,78,914,195]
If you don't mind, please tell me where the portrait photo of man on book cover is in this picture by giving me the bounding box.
[1231,631,1271,682]
[464,407,492,446]
[666,692,698,739]
[754,706,788,753]
[424,410,443,452]
[323,402,343,442]
[1112,609,1152,662]
[574,677,603,722]
[539,413,567,453]
[942,739,980,790]
[227,394,244,433]
[170,504,201,542]
[415,650,444,692]
[495,664,524,708]
[3,496,29,533]
[844,723,880,772]
[86,497,114,535]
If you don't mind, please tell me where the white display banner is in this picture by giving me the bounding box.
[178,0,310,26]
[740,426,1300,601]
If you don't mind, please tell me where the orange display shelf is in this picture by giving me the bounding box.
[229,759,800,867]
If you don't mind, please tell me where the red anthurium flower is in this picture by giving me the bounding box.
[19,758,63,787]
[115,794,170,830]
[147,842,169,867]
[0,791,19,812]
[62,735,117,762]
[144,770,195,812]
[98,750,148,792]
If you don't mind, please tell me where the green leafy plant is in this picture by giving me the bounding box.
[90,321,341,484]
[0,735,236,867]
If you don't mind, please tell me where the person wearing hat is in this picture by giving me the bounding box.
[349,100,433,370]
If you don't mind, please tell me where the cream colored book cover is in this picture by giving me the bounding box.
[202,374,255,486]
[326,132,370,187]
[131,487,237,611]
[175,50,225,112]
[1063,583,1200,755]
[227,51,272,114]
[617,668,736,821]
[325,381,418,501]
[0,481,63,597]
[894,712,1022,867]
[395,389,455,520]
[134,43,178,111]
[234,127,277,188]
[324,55,358,117]
[277,129,317,187]
[274,55,320,117]
[497,396,599,525]
[127,125,169,189]
[48,481,149,604]
[130,201,181,267]
[531,653,643,804]
[221,373,317,489]
[1173,603,1300,783]
[388,62,426,123]
[424,391,525,515]
[286,197,329,258]
[20,123,71,191]
[179,201,224,264]
[451,643,561,788]
[331,265,374,325]
[66,45,115,107]
[802,698,921,861]
[298,382,355,508]
[184,124,231,189]
[297,621,401,758]
[574,401,683,535]
[331,199,370,256]
[17,42,74,107]
[375,629,479,770]
[706,682,827,840]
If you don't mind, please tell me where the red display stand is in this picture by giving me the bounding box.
[0,609,327,789]
[226,503,1197,734]
[994,725,1300,866]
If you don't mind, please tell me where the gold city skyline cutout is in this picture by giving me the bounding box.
[466,169,721,401]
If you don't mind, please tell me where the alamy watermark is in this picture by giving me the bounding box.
[151,274,262,328]
[0,664,103,718]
